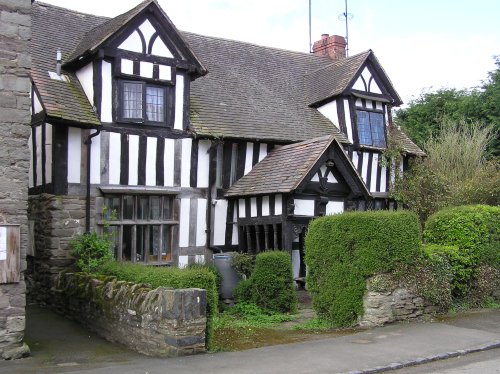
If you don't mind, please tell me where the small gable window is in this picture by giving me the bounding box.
[120,81,167,124]
[356,110,386,148]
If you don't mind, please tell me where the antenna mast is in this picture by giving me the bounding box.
[308,0,312,53]
[338,0,353,57]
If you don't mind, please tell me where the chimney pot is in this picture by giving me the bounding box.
[56,48,62,76]
[312,34,347,61]
[321,33,329,40]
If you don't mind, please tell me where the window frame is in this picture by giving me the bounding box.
[118,80,168,126]
[356,109,387,148]
[99,194,177,264]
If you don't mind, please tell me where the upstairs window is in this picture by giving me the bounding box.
[120,81,166,124]
[357,110,386,148]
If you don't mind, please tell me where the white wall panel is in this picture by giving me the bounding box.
[238,199,246,218]
[179,198,190,248]
[145,137,157,186]
[262,196,270,216]
[75,62,94,106]
[326,201,344,215]
[152,38,173,58]
[67,127,81,184]
[213,199,228,246]
[344,98,353,142]
[294,199,315,216]
[128,135,139,185]
[108,132,121,185]
[195,255,205,264]
[117,30,143,53]
[317,100,340,129]
[258,143,267,162]
[275,194,282,215]
[292,250,300,279]
[250,197,257,217]
[121,59,133,75]
[45,124,52,184]
[33,89,43,114]
[196,198,207,247]
[197,140,210,188]
[35,126,42,186]
[138,19,155,43]
[89,130,100,184]
[180,138,192,187]
[352,76,366,91]
[231,207,238,245]
[101,61,112,122]
[380,165,387,192]
[28,132,33,188]
[164,139,174,186]
[361,152,369,183]
[140,61,153,78]
[370,154,379,192]
[178,255,188,268]
[159,65,171,80]
[244,142,253,175]
[174,74,184,130]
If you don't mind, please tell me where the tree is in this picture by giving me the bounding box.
[392,118,499,225]
[395,56,499,158]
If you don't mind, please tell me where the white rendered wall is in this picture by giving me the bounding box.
[140,61,153,78]
[117,30,143,53]
[180,138,191,187]
[213,199,228,246]
[317,100,340,129]
[35,126,42,186]
[238,199,246,218]
[163,139,175,186]
[108,132,121,185]
[179,198,190,247]
[292,250,300,279]
[262,195,270,216]
[197,140,210,188]
[344,98,353,142]
[174,74,184,130]
[121,59,133,75]
[75,62,94,106]
[370,153,379,192]
[45,124,52,184]
[128,134,139,185]
[89,129,100,184]
[250,197,257,217]
[196,198,207,247]
[145,137,157,186]
[258,143,267,162]
[244,142,253,175]
[361,152,369,184]
[101,61,112,122]
[294,199,315,216]
[33,89,43,114]
[275,194,282,215]
[67,127,81,183]
[326,201,344,215]
[28,132,33,188]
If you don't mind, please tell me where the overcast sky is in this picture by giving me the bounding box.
[40,0,499,106]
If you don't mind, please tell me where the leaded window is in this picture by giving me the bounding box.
[356,110,386,148]
[101,194,175,263]
[120,81,166,124]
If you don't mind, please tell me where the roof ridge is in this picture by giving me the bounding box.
[34,1,109,20]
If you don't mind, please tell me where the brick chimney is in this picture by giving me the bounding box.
[312,34,347,60]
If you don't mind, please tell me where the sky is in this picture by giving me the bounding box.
[40,0,499,106]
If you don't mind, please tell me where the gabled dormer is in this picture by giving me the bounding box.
[64,0,206,130]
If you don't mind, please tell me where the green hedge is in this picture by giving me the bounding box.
[234,251,297,313]
[99,262,218,349]
[424,205,499,266]
[305,210,421,326]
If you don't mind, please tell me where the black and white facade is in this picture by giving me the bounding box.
[28,1,424,276]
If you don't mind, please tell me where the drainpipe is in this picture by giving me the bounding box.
[84,128,101,233]
[206,141,222,254]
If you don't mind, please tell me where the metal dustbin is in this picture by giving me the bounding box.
[213,252,242,300]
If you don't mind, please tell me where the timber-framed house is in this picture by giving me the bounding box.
[28,0,424,286]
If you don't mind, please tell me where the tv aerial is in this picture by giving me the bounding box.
[338,0,354,56]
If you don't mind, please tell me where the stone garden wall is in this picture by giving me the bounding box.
[359,274,441,327]
[0,0,31,360]
[53,272,207,357]
[27,194,92,304]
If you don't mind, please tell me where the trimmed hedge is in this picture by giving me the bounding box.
[424,205,500,267]
[99,262,218,349]
[305,210,421,326]
[234,251,297,313]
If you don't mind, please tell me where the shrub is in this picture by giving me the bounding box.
[187,262,222,291]
[231,253,255,278]
[469,264,500,306]
[422,244,474,298]
[234,251,297,314]
[424,205,500,266]
[99,261,218,349]
[305,211,421,327]
[70,232,113,273]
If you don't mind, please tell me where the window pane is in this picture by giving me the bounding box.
[150,196,161,220]
[105,225,120,259]
[105,196,120,220]
[122,225,133,261]
[357,111,372,145]
[149,225,161,261]
[146,86,165,122]
[123,196,134,220]
[137,196,149,220]
[136,225,146,262]
[123,82,143,119]
[370,113,386,147]
[163,197,172,219]
[162,225,172,261]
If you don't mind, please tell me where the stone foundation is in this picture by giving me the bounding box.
[27,194,91,304]
[53,272,207,357]
[359,274,441,327]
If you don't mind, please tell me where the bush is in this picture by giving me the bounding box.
[70,232,113,273]
[233,251,297,314]
[424,205,500,266]
[231,253,255,278]
[187,262,222,291]
[422,244,474,298]
[305,211,421,326]
[99,261,218,349]
[469,264,500,306]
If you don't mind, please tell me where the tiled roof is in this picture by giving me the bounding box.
[225,135,370,197]
[393,127,426,157]
[183,32,348,143]
[304,51,371,106]
[32,2,105,126]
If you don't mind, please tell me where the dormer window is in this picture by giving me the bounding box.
[120,81,167,124]
[356,110,386,148]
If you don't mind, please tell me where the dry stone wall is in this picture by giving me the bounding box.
[359,274,441,327]
[53,272,207,357]
[0,0,31,360]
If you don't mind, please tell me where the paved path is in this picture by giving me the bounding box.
[2,307,500,374]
